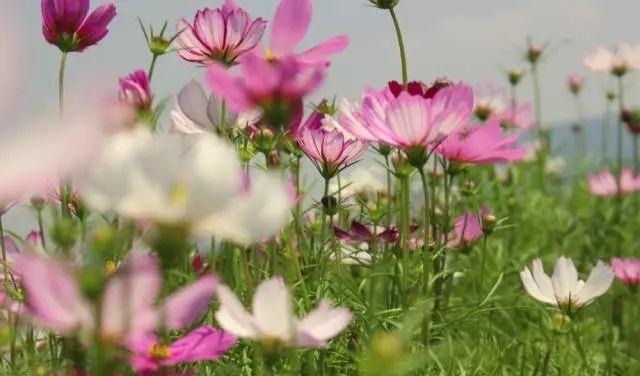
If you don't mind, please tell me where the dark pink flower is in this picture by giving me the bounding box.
[119,70,153,111]
[611,257,640,286]
[175,0,266,66]
[334,220,398,244]
[41,0,116,53]
[437,121,524,164]
[449,207,491,247]
[128,325,236,373]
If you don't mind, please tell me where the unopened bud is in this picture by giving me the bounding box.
[482,214,496,236]
[507,69,524,86]
[461,180,476,197]
[51,218,78,251]
[368,0,400,9]
[321,195,339,217]
[526,44,542,64]
[548,313,571,334]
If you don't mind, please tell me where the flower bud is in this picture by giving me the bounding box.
[321,195,339,217]
[51,218,79,251]
[368,0,400,9]
[481,214,496,236]
[507,69,524,86]
[548,313,571,334]
[460,180,476,197]
[526,44,542,64]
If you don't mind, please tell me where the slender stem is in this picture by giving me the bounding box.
[0,215,15,366]
[389,8,408,85]
[570,324,589,370]
[531,63,544,144]
[615,76,625,254]
[602,98,612,164]
[318,177,331,264]
[148,54,159,82]
[418,168,431,345]
[634,134,639,174]
[37,209,47,250]
[385,154,392,227]
[58,52,68,115]
[479,235,488,291]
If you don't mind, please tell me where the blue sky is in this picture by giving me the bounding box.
[7,0,640,126]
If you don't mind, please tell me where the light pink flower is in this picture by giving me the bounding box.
[14,254,217,342]
[338,80,473,149]
[473,84,507,122]
[119,69,152,111]
[490,103,534,132]
[261,0,348,67]
[206,53,324,127]
[567,74,584,95]
[588,169,640,196]
[127,325,236,373]
[611,257,640,286]
[437,121,524,164]
[41,0,116,53]
[584,43,640,75]
[215,277,352,348]
[297,111,369,178]
[175,0,266,65]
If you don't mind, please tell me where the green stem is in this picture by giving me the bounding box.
[148,54,159,82]
[615,76,625,254]
[479,235,488,291]
[389,7,408,85]
[418,168,431,345]
[570,324,589,370]
[58,52,68,115]
[602,98,612,164]
[0,216,16,367]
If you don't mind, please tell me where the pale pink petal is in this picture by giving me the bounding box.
[161,275,218,330]
[296,299,352,347]
[252,277,294,341]
[215,284,257,338]
[270,0,312,56]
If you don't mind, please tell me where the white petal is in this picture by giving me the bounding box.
[520,265,557,305]
[531,259,555,302]
[575,261,614,306]
[252,278,295,342]
[296,299,352,347]
[215,284,257,338]
[551,256,578,303]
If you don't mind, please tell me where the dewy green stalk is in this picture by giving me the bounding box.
[389,7,408,85]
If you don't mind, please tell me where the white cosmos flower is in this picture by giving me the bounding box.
[215,278,352,348]
[170,80,260,134]
[584,43,640,74]
[80,128,292,244]
[520,256,614,311]
[329,243,372,266]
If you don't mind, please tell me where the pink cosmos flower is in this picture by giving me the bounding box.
[567,74,584,95]
[119,70,153,111]
[490,102,534,132]
[473,84,508,122]
[296,110,369,178]
[215,277,352,348]
[41,0,116,53]
[14,254,217,342]
[337,80,473,149]
[260,0,349,66]
[584,43,640,75]
[175,0,267,66]
[449,207,491,247]
[611,257,640,286]
[437,121,524,164]
[127,325,236,374]
[588,169,640,196]
[206,53,324,128]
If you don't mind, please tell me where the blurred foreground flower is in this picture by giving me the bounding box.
[170,80,259,134]
[80,128,292,244]
[127,325,236,373]
[611,257,640,286]
[588,169,640,196]
[14,254,217,341]
[260,0,349,66]
[520,256,614,313]
[41,0,116,53]
[215,277,352,348]
[175,0,266,66]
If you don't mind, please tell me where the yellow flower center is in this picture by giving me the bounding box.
[169,183,189,205]
[105,261,117,276]
[148,342,171,360]
[265,49,277,63]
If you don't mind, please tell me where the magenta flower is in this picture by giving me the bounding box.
[338,80,473,151]
[567,74,584,95]
[119,69,153,111]
[334,220,398,245]
[14,254,217,342]
[262,0,348,66]
[611,258,640,286]
[206,53,324,128]
[175,0,267,66]
[588,169,640,196]
[449,207,491,247]
[437,121,524,164]
[297,110,369,178]
[41,0,116,53]
[128,325,236,374]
